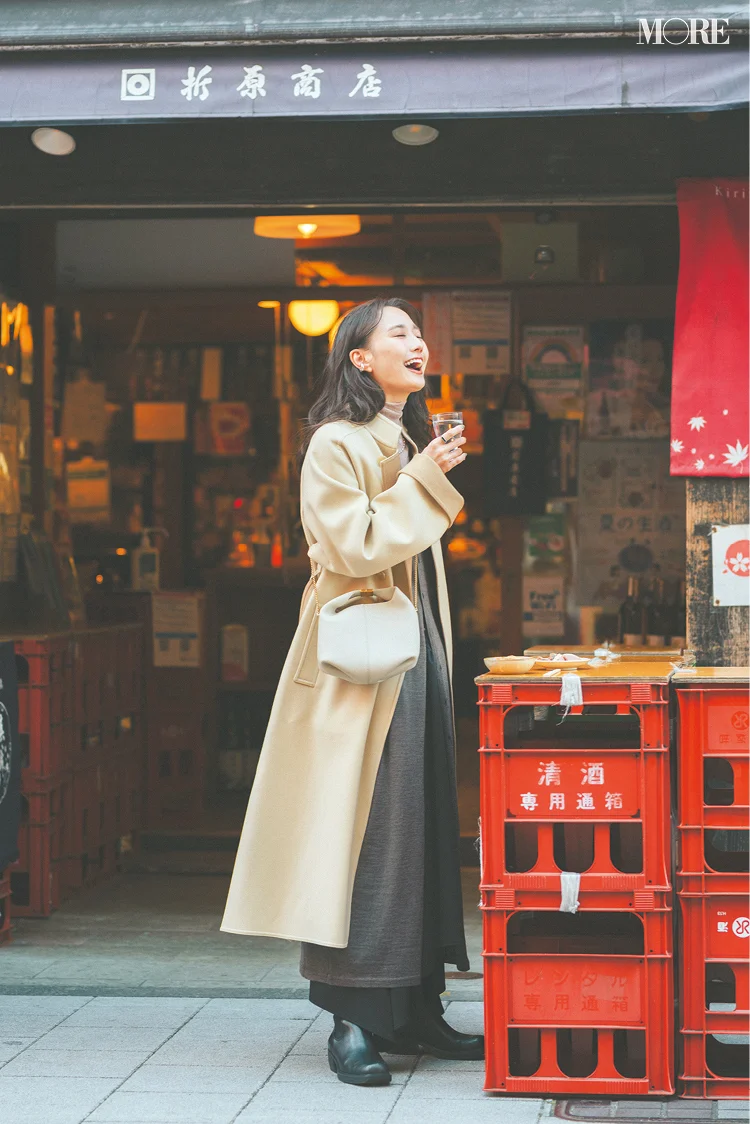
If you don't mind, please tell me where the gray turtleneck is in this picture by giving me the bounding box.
[379,401,410,468]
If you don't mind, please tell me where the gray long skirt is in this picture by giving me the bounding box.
[299,547,469,996]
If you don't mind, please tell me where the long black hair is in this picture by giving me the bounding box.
[298,297,432,464]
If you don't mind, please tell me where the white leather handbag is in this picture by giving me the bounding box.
[310,558,420,685]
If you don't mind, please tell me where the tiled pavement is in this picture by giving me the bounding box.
[1,872,484,1000]
[0,994,547,1124]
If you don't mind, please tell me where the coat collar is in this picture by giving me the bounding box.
[364,411,418,454]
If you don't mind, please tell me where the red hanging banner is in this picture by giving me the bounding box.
[670,178,749,478]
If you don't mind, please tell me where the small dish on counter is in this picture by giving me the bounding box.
[483,656,537,675]
[535,656,591,670]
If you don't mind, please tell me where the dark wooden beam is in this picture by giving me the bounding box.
[686,478,749,667]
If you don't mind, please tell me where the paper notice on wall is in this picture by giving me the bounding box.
[152,592,201,667]
[522,574,565,639]
[451,291,511,376]
[575,440,686,611]
[61,375,109,445]
[66,458,111,523]
[522,325,585,418]
[0,424,20,515]
[133,401,187,442]
[200,347,223,400]
[711,524,750,607]
[422,292,453,376]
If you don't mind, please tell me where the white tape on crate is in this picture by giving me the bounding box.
[559,871,581,913]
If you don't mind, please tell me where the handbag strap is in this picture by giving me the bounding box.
[309,553,419,615]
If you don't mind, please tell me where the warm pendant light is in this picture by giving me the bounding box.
[288,301,340,337]
[254,215,360,240]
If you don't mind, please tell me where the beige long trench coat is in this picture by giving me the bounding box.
[220,411,464,948]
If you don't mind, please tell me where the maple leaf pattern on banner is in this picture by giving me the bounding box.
[670,179,749,478]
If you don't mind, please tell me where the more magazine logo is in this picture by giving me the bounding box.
[637,17,731,43]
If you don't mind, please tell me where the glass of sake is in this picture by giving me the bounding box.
[432,411,464,439]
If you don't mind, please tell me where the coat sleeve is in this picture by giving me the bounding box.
[301,430,464,579]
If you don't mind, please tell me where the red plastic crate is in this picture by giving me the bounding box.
[676,685,749,832]
[19,772,72,825]
[482,906,674,1094]
[678,887,750,1032]
[10,820,63,917]
[70,764,105,855]
[478,694,671,908]
[17,688,68,778]
[115,628,143,715]
[14,634,74,694]
[680,1031,749,1099]
[0,871,11,945]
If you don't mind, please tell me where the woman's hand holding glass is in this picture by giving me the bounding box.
[423,424,467,474]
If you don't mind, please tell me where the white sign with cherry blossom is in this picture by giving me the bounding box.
[711,523,750,607]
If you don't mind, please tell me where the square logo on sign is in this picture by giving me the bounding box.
[121,69,156,101]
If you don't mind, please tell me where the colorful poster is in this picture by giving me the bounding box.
[671,179,749,478]
[575,440,686,611]
[522,574,565,639]
[586,320,672,440]
[152,592,201,668]
[524,514,566,572]
[451,291,511,376]
[523,325,585,418]
[209,402,252,455]
[711,524,750,607]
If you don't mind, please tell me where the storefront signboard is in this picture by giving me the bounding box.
[0,44,744,124]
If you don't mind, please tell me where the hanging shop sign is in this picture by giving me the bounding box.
[0,44,745,125]
[670,179,749,478]
[711,524,750,607]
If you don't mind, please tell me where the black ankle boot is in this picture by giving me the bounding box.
[327,1017,392,1086]
[374,1012,484,1061]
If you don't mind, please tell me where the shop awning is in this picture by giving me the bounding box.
[0,1,746,48]
[0,43,746,125]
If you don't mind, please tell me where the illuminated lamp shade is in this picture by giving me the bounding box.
[254,215,361,239]
[392,124,439,147]
[288,300,340,337]
[31,127,76,155]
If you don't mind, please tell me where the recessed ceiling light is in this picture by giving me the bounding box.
[258,300,281,309]
[254,215,360,239]
[31,127,76,156]
[392,124,439,147]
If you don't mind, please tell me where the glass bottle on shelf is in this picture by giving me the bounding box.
[669,579,687,647]
[618,576,645,647]
[646,578,669,647]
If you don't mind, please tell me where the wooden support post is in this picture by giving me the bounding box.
[18,221,56,529]
[686,478,749,666]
